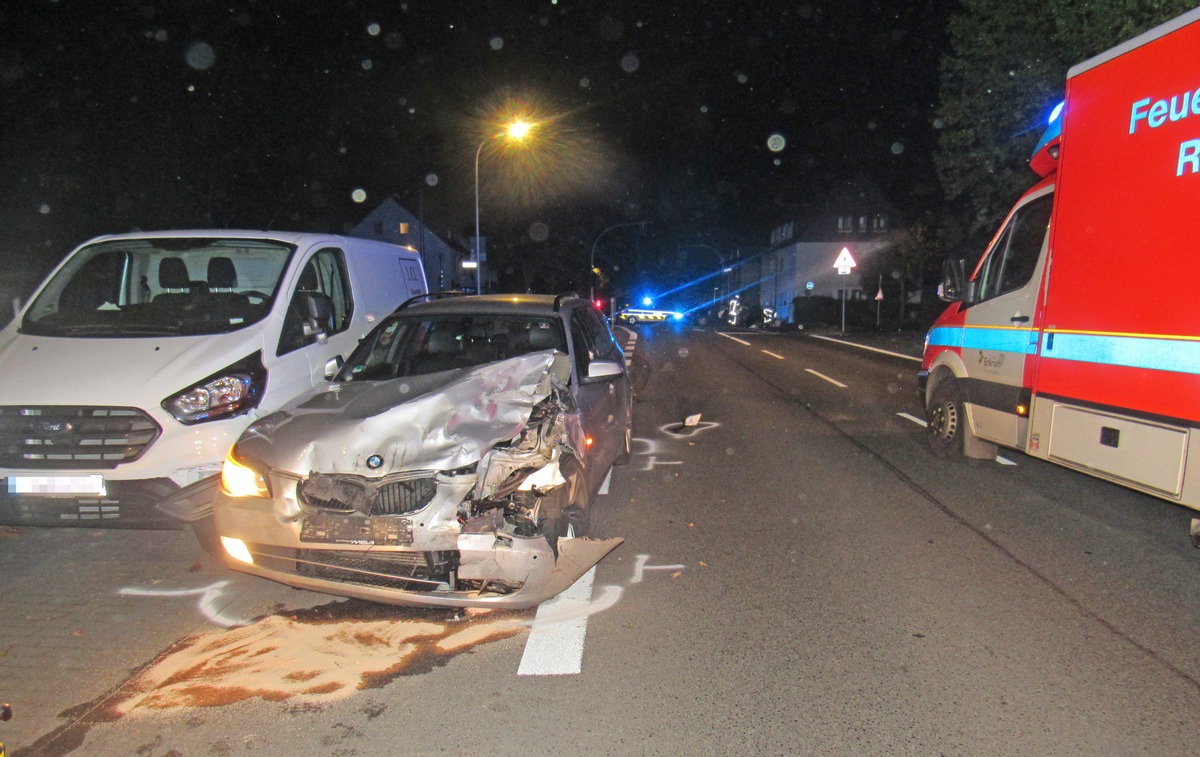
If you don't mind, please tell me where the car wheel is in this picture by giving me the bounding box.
[626,315,638,325]
[927,379,965,458]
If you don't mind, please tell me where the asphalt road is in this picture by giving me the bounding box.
[2,325,1199,756]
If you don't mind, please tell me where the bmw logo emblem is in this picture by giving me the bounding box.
[366,454,384,470]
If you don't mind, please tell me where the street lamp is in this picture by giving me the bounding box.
[589,220,647,301]
[473,119,536,294]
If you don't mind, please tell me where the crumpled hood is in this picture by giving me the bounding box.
[236,350,575,475]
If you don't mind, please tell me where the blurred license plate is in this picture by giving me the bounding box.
[7,475,107,496]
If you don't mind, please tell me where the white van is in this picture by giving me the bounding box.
[0,230,428,527]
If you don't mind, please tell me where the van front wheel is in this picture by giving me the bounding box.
[927,380,965,458]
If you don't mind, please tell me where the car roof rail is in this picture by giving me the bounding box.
[394,290,469,312]
[553,292,581,312]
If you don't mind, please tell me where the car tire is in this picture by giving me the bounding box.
[927,379,965,459]
[626,315,638,325]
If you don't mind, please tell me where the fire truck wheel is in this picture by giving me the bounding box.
[927,380,964,458]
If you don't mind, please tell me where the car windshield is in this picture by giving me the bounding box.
[339,313,566,381]
[21,238,293,337]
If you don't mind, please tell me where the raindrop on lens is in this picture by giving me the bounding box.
[620,51,640,73]
[351,189,367,203]
[490,37,504,50]
[367,22,381,36]
[425,173,439,187]
[767,133,786,152]
[891,142,905,155]
[184,41,216,70]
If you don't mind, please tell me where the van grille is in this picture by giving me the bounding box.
[0,406,161,469]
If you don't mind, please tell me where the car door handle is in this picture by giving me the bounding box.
[1010,314,1030,323]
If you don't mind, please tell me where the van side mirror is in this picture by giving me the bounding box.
[938,259,966,303]
[301,292,335,343]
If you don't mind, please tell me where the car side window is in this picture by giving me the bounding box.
[973,194,1053,304]
[277,247,354,356]
[569,306,621,379]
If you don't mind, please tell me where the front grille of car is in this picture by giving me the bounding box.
[247,543,456,592]
[297,473,438,517]
[0,406,161,469]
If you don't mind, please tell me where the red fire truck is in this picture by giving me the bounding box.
[920,8,1200,545]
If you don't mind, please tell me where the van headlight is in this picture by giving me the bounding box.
[219,447,271,498]
[162,352,267,425]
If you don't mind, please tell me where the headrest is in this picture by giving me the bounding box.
[528,326,561,351]
[427,330,462,355]
[158,258,189,289]
[207,257,237,289]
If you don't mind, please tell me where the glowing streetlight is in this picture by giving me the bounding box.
[473,119,537,294]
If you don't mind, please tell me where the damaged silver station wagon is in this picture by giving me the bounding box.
[212,292,632,609]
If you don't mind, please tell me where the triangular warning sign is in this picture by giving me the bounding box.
[833,247,857,269]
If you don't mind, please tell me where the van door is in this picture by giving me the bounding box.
[276,247,357,397]
[962,191,1054,447]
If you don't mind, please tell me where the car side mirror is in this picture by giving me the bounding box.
[323,355,344,380]
[939,258,966,303]
[588,360,623,379]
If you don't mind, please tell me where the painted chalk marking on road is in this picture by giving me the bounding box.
[805,368,847,388]
[631,554,687,583]
[717,332,751,346]
[810,333,922,362]
[896,412,1017,466]
[762,350,785,360]
[119,580,248,628]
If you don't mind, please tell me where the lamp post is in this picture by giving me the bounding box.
[473,119,535,295]
[589,220,646,301]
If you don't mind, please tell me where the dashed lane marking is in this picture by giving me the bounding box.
[805,368,847,388]
[517,566,598,676]
[761,350,785,360]
[717,332,751,346]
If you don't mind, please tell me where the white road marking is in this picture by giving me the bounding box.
[599,467,612,495]
[810,333,922,362]
[717,332,751,346]
[631,554,686,583]
[518,566,598,676]
[761,350,785,360]
[896,413,1018,466]
[805,368,847,388]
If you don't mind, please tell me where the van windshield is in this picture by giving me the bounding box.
[21,238,295,337]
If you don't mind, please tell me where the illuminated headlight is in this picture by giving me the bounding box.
[221,536,254,564]
[220,447,271,498]
[162,351,267,425]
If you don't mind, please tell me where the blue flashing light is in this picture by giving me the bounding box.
[1048,101,1064,124]
[672,312,684,320]
[641,296,653,306]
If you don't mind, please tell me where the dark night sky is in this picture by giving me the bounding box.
[0,0,953,290]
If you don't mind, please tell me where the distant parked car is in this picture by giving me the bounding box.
[212,292,632,609]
